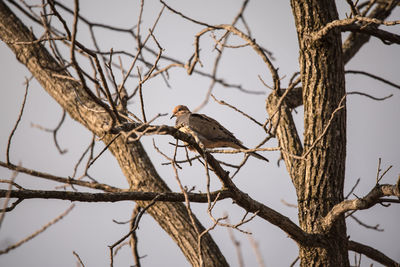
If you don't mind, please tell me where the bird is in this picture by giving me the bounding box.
[170,105,269,162]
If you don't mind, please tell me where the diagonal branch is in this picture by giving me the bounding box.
[266,90,303,186]
[0,3,228,266]
[342,0,400,64]
[311,16,400,42]
[0,204,75,255]
[341,23,400,44]
[348,240,400,267]
[320,178,400,232]
[113,122,312,246]
[189,24,280,90]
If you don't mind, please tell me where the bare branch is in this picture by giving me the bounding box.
[311,16,400,41]
[346,70,400,90]
[211,94,264,126]
[73,251,86,267]
[349,214,384,232]
[226,221,244,267]
[348,240,399,267]
[342,0,399,63]
[346,0,361,17]
[31,110,68,154]
[347,91,393,101]
[109,197,159,267]
[0,170,19,228]
[129,205,142,267]
[0,188,231,203]
[189,24,280,90]
[248,235,266,267]
[159,0,214,28]
[345,178,361,199]
[0,204,75,255]
[321,179,400,232]
[6,77,31,164]
[0,161,121,193]
[342,23,400,44]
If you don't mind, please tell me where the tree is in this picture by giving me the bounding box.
[0,0,399,266]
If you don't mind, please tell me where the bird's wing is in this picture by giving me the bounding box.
[187,113,244,149]
[176,112,269,161]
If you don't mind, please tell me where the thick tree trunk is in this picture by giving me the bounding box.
[289,1,349,266]
[0,2,228,266]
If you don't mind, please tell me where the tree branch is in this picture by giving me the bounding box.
[0,189,231,203]
[321,179,400,232]
[266,90,303,186]
[311,16,400,42]
[342,0,400,64]
[113,121,313,246]
[348,240,400,267]
[0,3,228,265]
[341,23,400,44]
[0,161,121,192]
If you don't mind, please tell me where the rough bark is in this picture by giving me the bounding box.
[289,1,349,266]
[0,2,228,266]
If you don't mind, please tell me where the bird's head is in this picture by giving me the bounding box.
[170,105,191,119]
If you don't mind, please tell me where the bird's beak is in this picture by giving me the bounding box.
[170,113,175,119]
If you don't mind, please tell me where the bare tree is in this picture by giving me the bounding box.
[0,0,399,266]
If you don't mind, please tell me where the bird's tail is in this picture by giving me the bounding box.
[237,144,269,162]
[249,151,269,162]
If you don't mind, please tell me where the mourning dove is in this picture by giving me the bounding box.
[170,105,269,162]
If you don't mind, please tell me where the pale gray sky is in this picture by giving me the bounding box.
[0,1,399,266]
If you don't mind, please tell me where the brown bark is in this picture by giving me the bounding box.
[0,1,228,266]
[287,1,349,266]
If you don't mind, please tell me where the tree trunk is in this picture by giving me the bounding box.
[290,1,349,266]
[0,2,228,266]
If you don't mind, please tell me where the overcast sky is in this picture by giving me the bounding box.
[0,1,399,266]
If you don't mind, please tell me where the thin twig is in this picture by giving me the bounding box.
[87,133,121,169]
[347,91,393,101]
[6,77,31,164]
[248,235,266,267]
[136,68,147,123]
[346,70,400,90]
[109,196,160,267]
[73,251,86,267]
[0,204,75,255]
[350,214,384,231]
[211,94,263,126]
[130,205,142,267]
[226,217,244,267]
[0,170,19,229]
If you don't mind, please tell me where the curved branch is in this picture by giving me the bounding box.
[343,0,400,64]
[342,24,400,44]
[311,16,400,41]
[114,123,313,246]
[348,240,399,267]
[189,24,280,90]
[321,179,400,232]
[346,70,400,90]
[0,3,228,266]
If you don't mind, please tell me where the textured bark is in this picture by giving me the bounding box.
[0,2,228,266]
[289,1,349,266]
[266,92,303,188]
